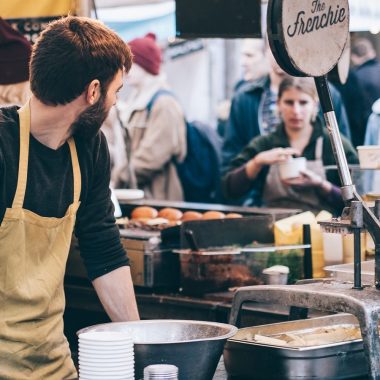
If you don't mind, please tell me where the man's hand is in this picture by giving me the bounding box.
[92,266,140,322]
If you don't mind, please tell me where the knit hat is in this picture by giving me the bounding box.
[128,33,161,76]
[0,18,32,85]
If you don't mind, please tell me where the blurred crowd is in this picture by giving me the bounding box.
[2,16,380,216]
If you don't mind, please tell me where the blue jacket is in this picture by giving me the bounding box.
[222,76,352,172]
[362,99,380,193]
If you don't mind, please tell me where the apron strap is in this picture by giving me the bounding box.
[13,102,31,208]
[68,138,81,204]
[14,101,81,208]
[315,137,323,160]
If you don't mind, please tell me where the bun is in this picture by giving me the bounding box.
[202,211,225,220]
[158,207,183,221]
[181,211,203,221]
[131,206,158,220]
[226,213,243,219]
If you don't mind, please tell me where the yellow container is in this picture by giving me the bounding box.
[274,211,331,278]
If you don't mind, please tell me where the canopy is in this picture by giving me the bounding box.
[349,0,380,32]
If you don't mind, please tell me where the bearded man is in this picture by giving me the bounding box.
[0,16,139,379]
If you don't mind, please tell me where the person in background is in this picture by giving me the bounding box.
[222,77,358,215]
[102,107,137,189]
[222,49,352,207]
[217,38,268,137]
[351,37,380,121]
[328,66,368,148]
[118,33,186,201]
[0,18,31,106]
[0,16,139,379]
[362,99,380,194]
[235,38,269,92]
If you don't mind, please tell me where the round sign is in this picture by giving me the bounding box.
[268,0,349,77]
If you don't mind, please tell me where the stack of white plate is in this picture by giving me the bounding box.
[78,331,134,380]
[143,364,178,379]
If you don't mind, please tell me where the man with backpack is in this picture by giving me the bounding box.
[117,33,222,203]
[118,33,187,201]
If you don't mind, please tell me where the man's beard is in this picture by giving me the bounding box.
[70,92,109,139]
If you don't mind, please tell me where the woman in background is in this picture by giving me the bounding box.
[222,77,358,215]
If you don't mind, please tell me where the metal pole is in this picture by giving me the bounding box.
[353,229,363,290]
[314,76,354,200]
[303,224,312,279]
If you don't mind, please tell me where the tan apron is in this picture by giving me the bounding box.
[0,102,79,379]
[263,137,334,213]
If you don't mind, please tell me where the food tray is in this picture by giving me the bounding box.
[224,314,368,380]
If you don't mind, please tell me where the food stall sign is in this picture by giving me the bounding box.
[0,0,76,19]
[0,0,83,44]
[279,0,349,77]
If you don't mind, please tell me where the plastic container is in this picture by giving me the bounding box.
[236,248,304,285]
[262,265,289,285]
[178,252,234,295]
[357,145,380,169]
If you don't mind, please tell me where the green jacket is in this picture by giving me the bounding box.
[223,118,358,205]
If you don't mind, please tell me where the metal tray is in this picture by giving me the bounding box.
[324,260,374,285]
[223,314,368,380]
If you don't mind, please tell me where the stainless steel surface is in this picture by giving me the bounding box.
[265,1,380,378]
[325,260,374,284]
[173,248,240,255]
[78,320,237,380]
[229,281,380,379]
[224,314,367,380]
[241,244,311,253]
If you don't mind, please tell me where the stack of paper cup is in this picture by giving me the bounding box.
[143,364,178,379]
[78,331,134,380]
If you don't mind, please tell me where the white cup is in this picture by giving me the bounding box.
[278,157,307,179]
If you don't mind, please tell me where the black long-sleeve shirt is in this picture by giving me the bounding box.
[0,106,128,280]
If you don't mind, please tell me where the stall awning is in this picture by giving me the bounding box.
[349,0,380,32]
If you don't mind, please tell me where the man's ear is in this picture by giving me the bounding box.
[86,79,101,105]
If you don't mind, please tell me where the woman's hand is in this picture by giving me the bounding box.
[245,147,300,179]
[282,168,332,193]
[255,147,300,166]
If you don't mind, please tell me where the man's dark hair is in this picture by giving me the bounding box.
[30,16,132,105]
[351,38,375,58]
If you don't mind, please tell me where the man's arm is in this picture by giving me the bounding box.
[92,266,140,321]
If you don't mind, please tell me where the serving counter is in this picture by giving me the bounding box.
[64,202,304,378]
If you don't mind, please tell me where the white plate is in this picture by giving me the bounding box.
[79,332,133,342]
[79,355,133,363]
[113,189,144,201]
[79,374,135,380]
[79,373,135,380]
[79,365,133,372]
[79,359,134,367]
[79,341,133,349]
[79,369,134,377]
[79,344,134,354]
